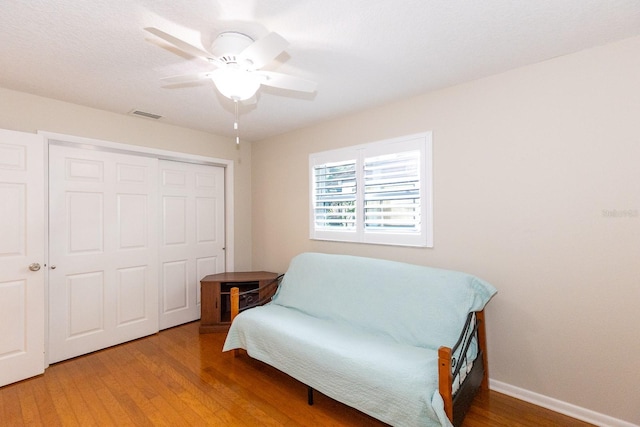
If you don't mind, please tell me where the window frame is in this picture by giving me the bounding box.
[309,132,433,247]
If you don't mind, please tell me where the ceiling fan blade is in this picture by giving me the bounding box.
[144,27,216,62]
[239,32,289,69]
[259,71,317,93]
[160,72,213,84]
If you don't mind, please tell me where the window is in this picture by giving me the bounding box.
[309,132,433,247]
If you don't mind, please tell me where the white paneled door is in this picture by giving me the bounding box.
[0,129,45,387]
[48,145,159,363]
[159,160,225,330]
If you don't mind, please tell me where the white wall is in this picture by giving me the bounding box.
[0,87,252,270]
[251,35,640,425]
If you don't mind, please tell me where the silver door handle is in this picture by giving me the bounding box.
[29,263,41,271]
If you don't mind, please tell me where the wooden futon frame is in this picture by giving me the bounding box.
[227,276,488,427]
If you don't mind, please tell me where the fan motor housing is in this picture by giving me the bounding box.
[211,31,254,64]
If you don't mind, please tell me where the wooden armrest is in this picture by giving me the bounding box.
[230,287,240,357]
[438,346,454,421]
[230,287,240,322]
[438,310,489,426]
[476,310,489,390]
[229,275,284,323]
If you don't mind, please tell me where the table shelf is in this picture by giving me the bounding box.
[199,271,279,333]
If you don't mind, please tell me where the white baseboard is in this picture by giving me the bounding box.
[489,379,638,427]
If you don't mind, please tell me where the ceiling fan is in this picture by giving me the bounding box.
[144,27,317,103]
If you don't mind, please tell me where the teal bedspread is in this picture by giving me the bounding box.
[223,253,497,426]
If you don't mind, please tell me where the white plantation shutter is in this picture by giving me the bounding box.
[312,160,357,230]
[309,132,432,247]
[364,150,421,233]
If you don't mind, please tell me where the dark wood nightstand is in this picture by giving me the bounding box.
[199,271,279,333]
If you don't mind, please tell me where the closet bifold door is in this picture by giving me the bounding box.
[158,160,225,330]
[48,145,159,364]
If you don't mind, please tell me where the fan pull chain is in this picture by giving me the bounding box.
[234,100,240,145]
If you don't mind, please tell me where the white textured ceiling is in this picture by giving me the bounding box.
[1,1,640,142]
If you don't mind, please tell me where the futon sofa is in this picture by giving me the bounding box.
[223,252,497,426]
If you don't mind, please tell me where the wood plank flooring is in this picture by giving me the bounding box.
[0,321,594,426]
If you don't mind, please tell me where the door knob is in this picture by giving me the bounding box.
[28,263,41,271]
[50,265,57,270]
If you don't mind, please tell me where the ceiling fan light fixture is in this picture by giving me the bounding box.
[212,68,261,101]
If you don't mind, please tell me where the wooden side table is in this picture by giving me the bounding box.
[199,271,279,333]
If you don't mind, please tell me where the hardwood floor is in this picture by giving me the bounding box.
[0,321,593,426]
